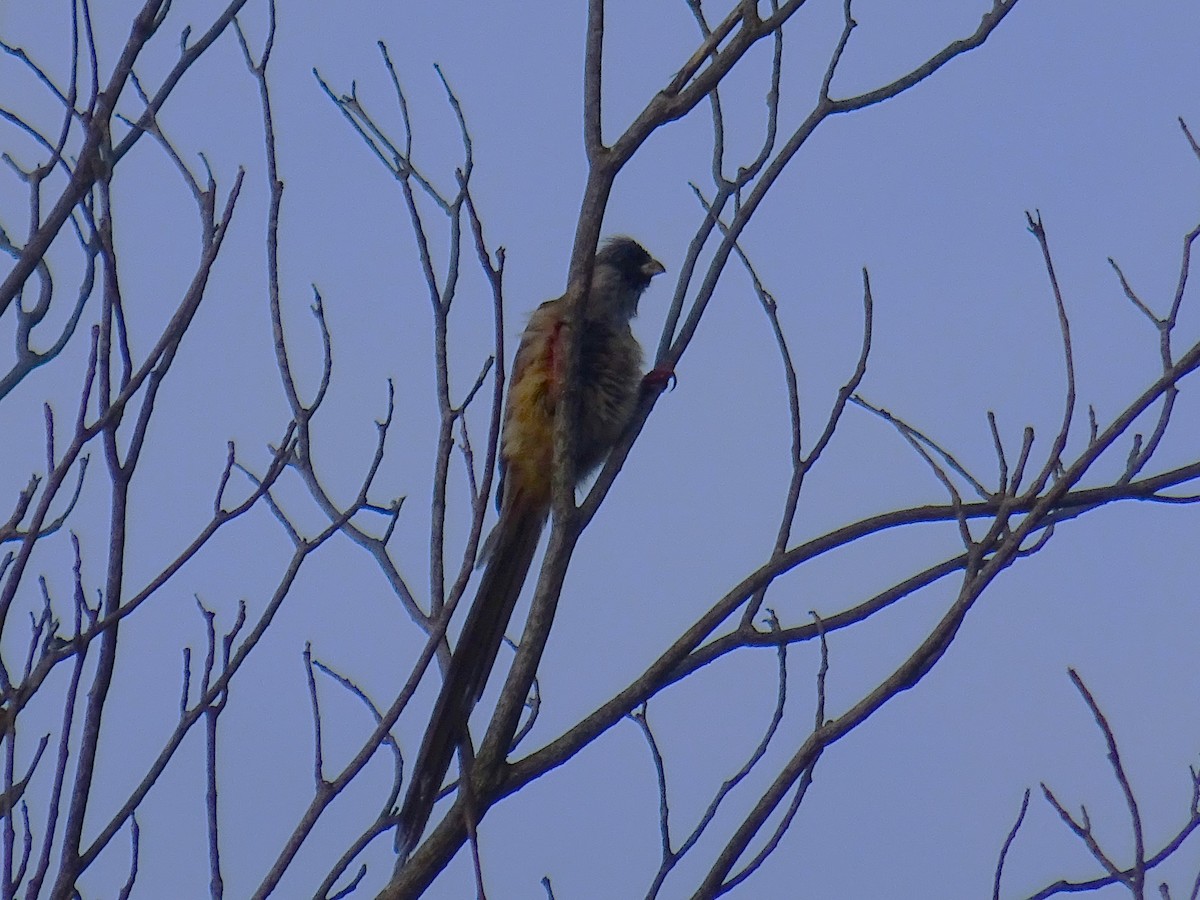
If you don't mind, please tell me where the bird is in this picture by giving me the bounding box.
[396,236,666,859]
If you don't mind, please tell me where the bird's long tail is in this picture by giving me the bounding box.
[396,492,547,860]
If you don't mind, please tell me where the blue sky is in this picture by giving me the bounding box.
[2,1,1199,897]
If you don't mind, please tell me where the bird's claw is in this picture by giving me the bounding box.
[642,366,677,392]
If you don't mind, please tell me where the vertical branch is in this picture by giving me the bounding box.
[457,184,507,585]
[233,3,298,423]
[115,815,139,900]
[2,685,15,900]
[1025,212,1076,493]
[26,538,92,898]
[303,644,326,790]
[583,0,605,160]
[198,599,225,900]
[992,789,1031,900]
[630,704,672,866]
[53,143,127,894]
[425,66,476,618]
[1069,668,1146,895]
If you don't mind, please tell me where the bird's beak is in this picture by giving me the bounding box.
[642,258,666,278]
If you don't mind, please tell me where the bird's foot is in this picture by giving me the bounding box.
[642,366,677,393]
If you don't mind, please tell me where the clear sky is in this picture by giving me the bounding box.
[1,1,1199,897]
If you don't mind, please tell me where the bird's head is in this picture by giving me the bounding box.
[590,236,666,319]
